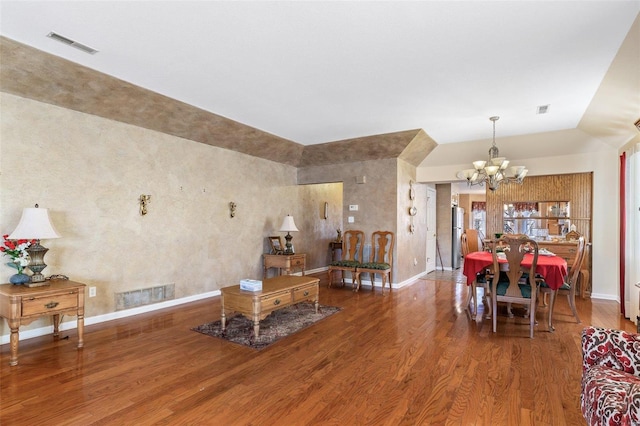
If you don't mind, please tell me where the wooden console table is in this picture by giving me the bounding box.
[263,253,305,278]
[221,275,319,336]
[0,279,86,366]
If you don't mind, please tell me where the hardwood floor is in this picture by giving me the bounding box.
[1,271,635,425]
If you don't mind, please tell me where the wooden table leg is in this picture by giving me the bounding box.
[53,314,61,337]
[77,313,84,348]
[220,293,227,331]
[9,319,19,366]
[253,317,260,336]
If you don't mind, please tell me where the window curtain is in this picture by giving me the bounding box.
[471,202,487,240]
[624,143,640,325]
[471,201,486,211]
[621,152,626,317]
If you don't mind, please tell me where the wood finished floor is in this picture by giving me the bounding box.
[1,271,635,425]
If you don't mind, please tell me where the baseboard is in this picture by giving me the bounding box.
[590,292,619,302]
[0,290,220,345]
[1,267,427,344]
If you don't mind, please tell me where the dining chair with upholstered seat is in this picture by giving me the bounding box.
[462,231,492,318]
[491,234,540,338]
[354,231,394,292]
[327,230,364,290]
[538,236,586,331]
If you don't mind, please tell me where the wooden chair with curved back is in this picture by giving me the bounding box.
[464,229,481,252]
[461,232,469,257]
[491,234,540,338]
[462,230,492,318]
[354,231,394,292]
[538,236,585,331]
[327,230,364,290]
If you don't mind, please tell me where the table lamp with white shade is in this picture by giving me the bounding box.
[8,204,61,286]
[279,214,299,255]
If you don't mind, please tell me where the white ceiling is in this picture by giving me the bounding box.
[1,1,639,163]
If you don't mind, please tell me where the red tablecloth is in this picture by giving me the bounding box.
[462,251,568,290]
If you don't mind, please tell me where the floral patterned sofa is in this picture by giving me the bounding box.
[581,326,640,425]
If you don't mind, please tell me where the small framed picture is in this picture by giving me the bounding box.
[268,236,284,254]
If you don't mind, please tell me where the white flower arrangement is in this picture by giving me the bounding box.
[1,234,35,274]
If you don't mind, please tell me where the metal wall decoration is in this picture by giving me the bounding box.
[409,181,416,234]
[229,202,237,218]
[139,194,151,216]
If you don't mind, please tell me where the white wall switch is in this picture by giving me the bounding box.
[89,286,97,297]
[349,205,358,211]
[348,216,355,223]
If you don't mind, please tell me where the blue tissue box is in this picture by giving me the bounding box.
[240,279,262,292]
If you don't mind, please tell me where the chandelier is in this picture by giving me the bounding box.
[457,116,528,191]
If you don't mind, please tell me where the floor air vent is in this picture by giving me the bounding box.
[115,284,175,311]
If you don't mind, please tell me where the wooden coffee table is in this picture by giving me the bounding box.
[220,275,319,336]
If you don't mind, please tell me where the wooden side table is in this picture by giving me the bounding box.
[263,253,306,278]
[0,279,86,366]
[329,241,342,261]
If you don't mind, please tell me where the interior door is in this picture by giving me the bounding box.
[426,187,437,272]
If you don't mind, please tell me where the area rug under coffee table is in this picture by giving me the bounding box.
[192,302,341,350]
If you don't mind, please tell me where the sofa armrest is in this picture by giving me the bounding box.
[582,326,640,377]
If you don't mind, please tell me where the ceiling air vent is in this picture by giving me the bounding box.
[46,32,98,54]
[536,105,550,114]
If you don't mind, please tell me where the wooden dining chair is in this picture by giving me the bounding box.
[464,229,481,252]
[354,231,394,292]
[327,230,364,290]
[461,232,469,257]
[462,231,491,318]
[491,234,539,338]
[538,236,585,331]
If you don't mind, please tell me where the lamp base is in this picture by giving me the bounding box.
[26,241,49,284]
[284,232,294,255]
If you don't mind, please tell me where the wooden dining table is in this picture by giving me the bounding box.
[462,250,568,320]
[463,251,568,290]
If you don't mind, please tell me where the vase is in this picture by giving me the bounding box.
[10,273,30,285]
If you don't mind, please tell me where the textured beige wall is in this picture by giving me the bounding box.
[297,182,343,269]
[396,159,427,280]
[0,93,311,334]
[1,37,434,169]
[298,158,428,284]
[0,37,304,167]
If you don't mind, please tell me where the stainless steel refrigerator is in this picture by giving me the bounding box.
[451,206,464,269]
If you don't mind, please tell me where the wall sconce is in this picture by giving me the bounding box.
[324,202,328,219]
[229,202,237,218]
[139,194,151,216]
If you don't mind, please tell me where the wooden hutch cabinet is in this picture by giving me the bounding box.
[485,172,593,297]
